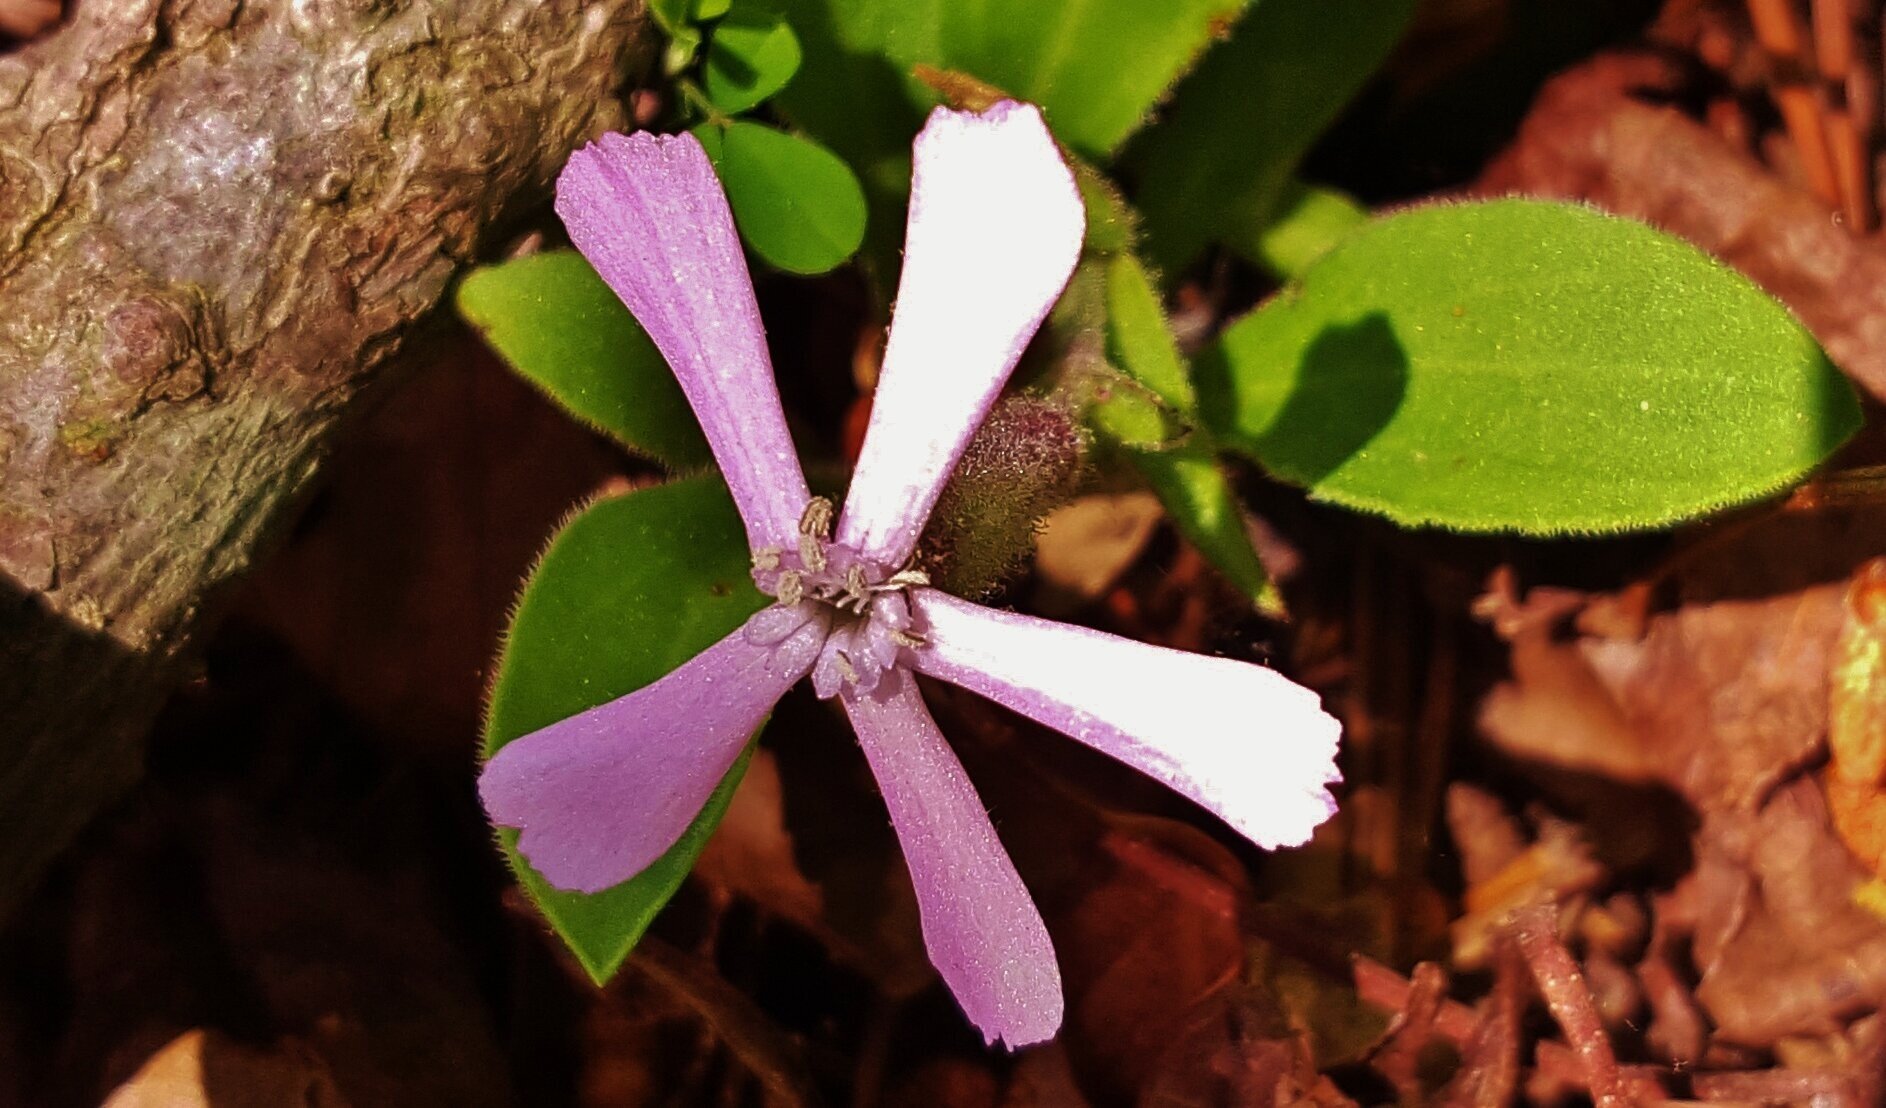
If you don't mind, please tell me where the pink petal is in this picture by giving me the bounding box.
[842,669,1063,1048]
[836,102,1085,566]
[480,612,821,893]
[557,132,810,550]
[910,591,1341,850]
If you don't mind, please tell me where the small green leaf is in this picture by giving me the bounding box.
[1077,165,1136,257]
[484,476,767,982]
[694,0,734,20]
[665,26,705,76]
[704,10,804,113]
[1240,180,1369,282]
[1200,199,1862,534]
[1089,375,1185,449]
[1104,252,1195,410]
[647,0,692,33]
[648,0,705,73]
[1092,250,1279,611]
[695,120,867,275]
[1052,211,1279,609]
[1131,445,1282,616]
[1132,0,1417,273]
[457,251,710,469]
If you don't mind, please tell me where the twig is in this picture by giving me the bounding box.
[1509,904,1631,1108]
[1748,0,1844,205]
[1813,0,1877,229]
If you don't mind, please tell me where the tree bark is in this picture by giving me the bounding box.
[0,0,648,914]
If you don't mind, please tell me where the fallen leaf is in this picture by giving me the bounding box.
[100,1029,349,1108]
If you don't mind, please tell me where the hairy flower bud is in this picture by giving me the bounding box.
[918,395,1084,598]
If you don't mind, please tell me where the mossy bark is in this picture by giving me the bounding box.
[0,0,649,913]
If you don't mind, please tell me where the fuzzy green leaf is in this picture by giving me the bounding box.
[930,0,1248,159]
[1241,180,1369,282]
[774,0,1244,159]
[1132,0,1416,273]
[457,251,710,469]
[1201,200,1862,534]
[1131,445,1281,616]
[1103,252,1195,410]
[695,120,867,275]
[704,8,804,113]
[484,476,767,983]
[770,0,1251,283]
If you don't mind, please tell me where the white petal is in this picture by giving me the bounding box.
[836,101,1085,566]
[910,591,1341,849]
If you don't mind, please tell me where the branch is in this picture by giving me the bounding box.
[0,0,648,912]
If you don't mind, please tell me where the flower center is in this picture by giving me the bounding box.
[747,497,928,698]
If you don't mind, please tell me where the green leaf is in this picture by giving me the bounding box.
[1050,202,1280,609]
[774,0,1245,160]
[694,0,734,19]
[769,0,1251,284]
[648,0,705,73]
[1094,252,1279,612]
[1089,374,1184,449]
[1240,180,1369,282]
[1131,446,1282,616]
[1131,0,1417,273]
[484,476,768,983]
[930,0,1248,159]
[767,0,934,282]
[695,120,867,275]
[704,10,804,113]
[1104,252,1195,410]
[648,0,692,33]
[456,251,711,469]
[1200,199,1862,534]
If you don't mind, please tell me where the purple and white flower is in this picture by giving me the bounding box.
[480,101,1341,1048]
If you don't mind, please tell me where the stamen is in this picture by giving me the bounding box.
[877,568,931,591]
[777,570,804,607]
[834,652,858,684]
[891,628,927,649]
[799,532,828,573]
[752,547,781,572]
[798,497,834,539]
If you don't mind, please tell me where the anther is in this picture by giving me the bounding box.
[890,629,926,649]
[834,652,858,684]
[777,570,804,607]
[878,568,930,591]
[798,497,834,539]
[799,532,828,573]
[752,547,781,572]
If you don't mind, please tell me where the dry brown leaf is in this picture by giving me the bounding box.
[100,1029,349,1108]
[1140,992,1357,1108]
[1032,490,1164,613]
[1825,559,1886,873]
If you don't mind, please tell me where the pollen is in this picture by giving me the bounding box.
[747,498,935,697]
